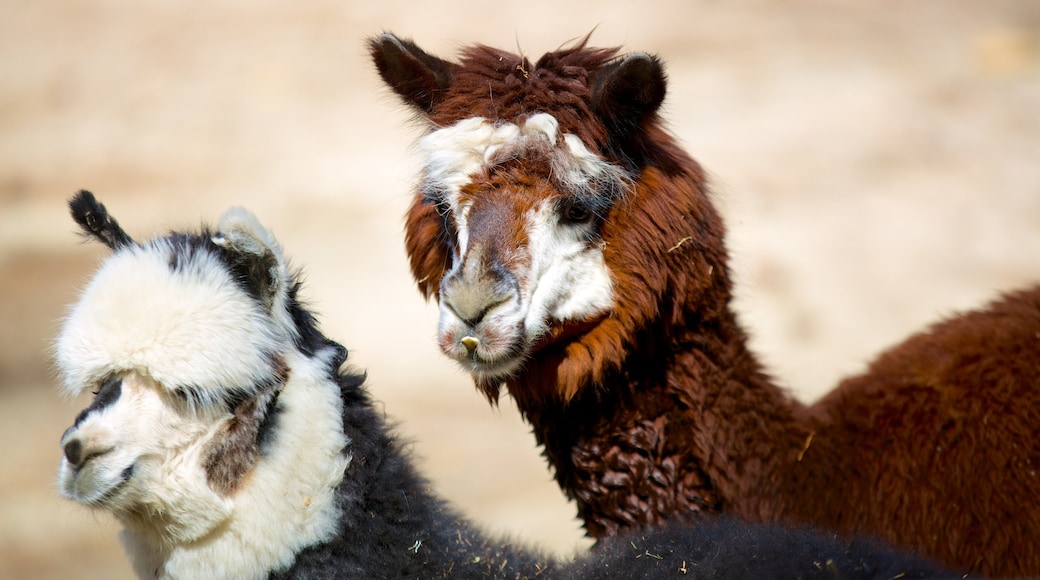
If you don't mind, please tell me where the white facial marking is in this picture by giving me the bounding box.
[523,202,614,329]
[419,114,627,379]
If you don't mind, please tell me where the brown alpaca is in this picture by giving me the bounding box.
[369,33,1040,576]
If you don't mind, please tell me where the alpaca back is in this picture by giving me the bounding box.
[577,516,958,580]
[791,284,1040,573]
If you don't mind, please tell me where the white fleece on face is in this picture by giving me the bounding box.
[57,207,350,579]
[417,114,623,378]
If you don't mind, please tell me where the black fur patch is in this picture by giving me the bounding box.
[72,376,123,429]
[255,391,283,455]
[217,242,279,311]
[165,232,214,273]
[68,190,135,250]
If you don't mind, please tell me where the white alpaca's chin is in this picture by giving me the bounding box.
[60,460,136,507]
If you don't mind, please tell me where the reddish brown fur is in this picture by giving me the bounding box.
[371,33,1040,576]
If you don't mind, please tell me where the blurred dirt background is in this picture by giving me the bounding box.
[1,1,1038,577]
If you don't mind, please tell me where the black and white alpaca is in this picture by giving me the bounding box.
[55,191,957,579]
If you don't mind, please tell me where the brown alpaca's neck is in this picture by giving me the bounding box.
[509,287,809,537]
[667,313,813,519]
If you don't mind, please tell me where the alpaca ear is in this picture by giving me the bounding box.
[591,53,666,139]
[213,208,286,313]
[369,33,457,114]
[68,190,135,250]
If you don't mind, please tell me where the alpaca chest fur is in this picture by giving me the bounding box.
[529,325,810,534]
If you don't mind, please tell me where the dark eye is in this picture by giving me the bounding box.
[559,200,593,224]
[93,376,120,396]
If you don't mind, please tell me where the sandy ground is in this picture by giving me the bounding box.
[1,1,1038,577]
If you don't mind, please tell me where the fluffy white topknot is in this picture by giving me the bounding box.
[56,207,291,400]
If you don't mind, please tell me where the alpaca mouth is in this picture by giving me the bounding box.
[66,462,136,507]
[440,322,528,378]
[446,316,605,380]
[455,345,527,378]
[94,464,135,505]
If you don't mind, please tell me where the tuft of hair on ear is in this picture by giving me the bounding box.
[590,52,667,140]
[368,32,458,114]
[212,207,286,313]
[68,190,135,250]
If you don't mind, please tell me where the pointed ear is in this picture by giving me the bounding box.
[213,208,286,312]
[368,33,457,114]
[591,53,666,139]
[68,190,135,250]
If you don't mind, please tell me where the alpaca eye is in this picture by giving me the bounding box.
[560,201,592,224]
[85,377,123,412]
[93,376,121,397]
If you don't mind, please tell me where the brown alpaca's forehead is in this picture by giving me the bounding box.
[460,157,554,206]
[460,174,541,244]
[427,43,621,147]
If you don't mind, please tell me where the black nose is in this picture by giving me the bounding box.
[63,438,83,467]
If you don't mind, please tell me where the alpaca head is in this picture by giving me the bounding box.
[370,34,724,405]
[56,191,303,544]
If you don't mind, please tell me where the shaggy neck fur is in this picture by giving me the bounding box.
[505,154,813,536]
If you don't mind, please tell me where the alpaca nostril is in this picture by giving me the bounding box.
[64,438,84,467]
